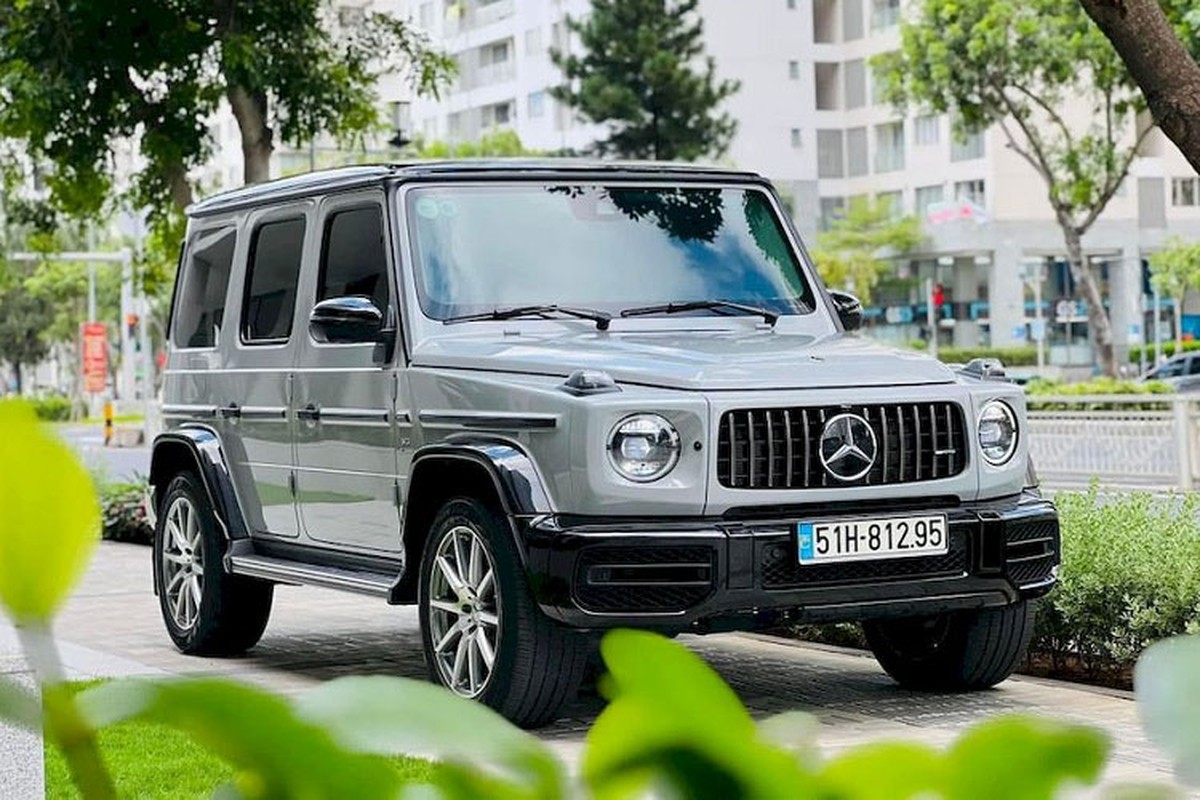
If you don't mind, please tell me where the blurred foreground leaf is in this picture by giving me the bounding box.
[297,675,566,800]
[584,629,816,800]
[78,678,403,799]
[1137,635,1200,786]
[0,401,99,623]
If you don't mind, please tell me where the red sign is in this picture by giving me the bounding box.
[82,322,108,394]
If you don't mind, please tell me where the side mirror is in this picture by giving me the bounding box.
[309,296,384,344]
[829,290,863,332]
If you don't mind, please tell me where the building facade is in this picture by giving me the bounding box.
[201,0,1200,369]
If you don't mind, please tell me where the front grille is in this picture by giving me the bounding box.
[574,546,715,613]
[717,402,968,489]
[1004,517,1059,586]
[760,530,969,588]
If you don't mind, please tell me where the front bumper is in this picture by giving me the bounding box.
[522,491,1058,630]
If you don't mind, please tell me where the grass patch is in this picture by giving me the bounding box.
[44,682,436,799]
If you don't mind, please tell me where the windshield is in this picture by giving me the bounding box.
[405,184,816,321]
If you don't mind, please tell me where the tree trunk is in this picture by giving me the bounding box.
[1062,224,1117,376]
[13,361,22,395]
[1080,0,1200,176]
[227,84,274,185]
[166,161,194,212]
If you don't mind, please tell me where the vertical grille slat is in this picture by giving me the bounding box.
[717,402,967,490]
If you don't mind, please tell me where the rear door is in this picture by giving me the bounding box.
[221,203,312,538]
[293,190,404,553]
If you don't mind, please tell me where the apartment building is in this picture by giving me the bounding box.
[200,0,1200,366]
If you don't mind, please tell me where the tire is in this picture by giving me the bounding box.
[418,497,589,728]
[153,472,274,656]
[863,601,1035,691]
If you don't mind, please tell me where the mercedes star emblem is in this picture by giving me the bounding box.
[819,413,878,481]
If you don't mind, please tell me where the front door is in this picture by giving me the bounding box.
[293,191,404,553]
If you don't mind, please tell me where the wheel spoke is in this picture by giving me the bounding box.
[451,631,469,687]
[188,575,202,609]
[468,535,483,587]
[476,629,495,669]
[436,556,467,597]
[477,610,499,628]
[467,632,481,692]
[475,568,495,601]
[191,561,204,577]
[429,599,460,615]
[173,587,188,626]
[453,532,469,586]
[163,552,189,566]
[166,570,186,594]
[434,619,465,654]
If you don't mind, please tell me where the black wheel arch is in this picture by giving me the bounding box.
[149,425,249,541]
[394,438,553,603]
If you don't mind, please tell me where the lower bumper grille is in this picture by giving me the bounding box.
[574,546,715,613]
[1004,517,1059,586]
[760,530,970,589]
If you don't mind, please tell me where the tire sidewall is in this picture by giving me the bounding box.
[418,497,522,708]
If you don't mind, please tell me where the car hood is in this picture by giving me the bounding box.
[411,329,956,390]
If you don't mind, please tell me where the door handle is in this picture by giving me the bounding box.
[217,403,241,419]
[297,404,321,422]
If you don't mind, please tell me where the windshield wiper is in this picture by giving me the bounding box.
[619,299,779,326]
[443,304,612,330]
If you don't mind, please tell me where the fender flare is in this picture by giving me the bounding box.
[407,437,554,519]
[149,425,250,540]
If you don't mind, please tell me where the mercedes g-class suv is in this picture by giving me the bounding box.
[151,161,1058,727]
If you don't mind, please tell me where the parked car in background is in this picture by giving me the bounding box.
[149,161,1060,727]
[1143,352,1200,391]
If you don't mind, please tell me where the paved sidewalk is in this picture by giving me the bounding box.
[2,542,1188,797]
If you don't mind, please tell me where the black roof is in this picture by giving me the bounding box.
[187,159,767,217]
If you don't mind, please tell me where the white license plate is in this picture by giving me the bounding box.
[797,514,948,564]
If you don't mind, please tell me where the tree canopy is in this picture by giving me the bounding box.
[877,0,1148,375]
[1149,238,1200,349]
[810,198,923,304]
[550,0,739,161]
[0,0,455,218]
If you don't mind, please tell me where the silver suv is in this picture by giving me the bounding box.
[151,162,1058,727]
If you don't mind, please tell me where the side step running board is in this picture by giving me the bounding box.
[228,553,395,598]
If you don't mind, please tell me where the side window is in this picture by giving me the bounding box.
[1158,358,1185,378]
[172,226,236,349]
[243,217,306,343]
[318,205,390,316]
[1188,356,1200,376]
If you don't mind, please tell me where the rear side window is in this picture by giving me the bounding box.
[318,205,390,316]
[243,217,306,343]
[173,226,236,349]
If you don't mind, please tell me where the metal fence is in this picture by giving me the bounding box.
[1028,395,1195,491]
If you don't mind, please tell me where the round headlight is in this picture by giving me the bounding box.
[608,414,681,482]
[978,400,1018,466]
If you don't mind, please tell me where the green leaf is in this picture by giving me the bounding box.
[1136,635,1200,786]
[943,715,1108,799]
[819,741,944,799]
[78,678,404,799]
[583,630,816,800]
[0,401,99,623]
[295,675,565,800]
[0,675,40,730]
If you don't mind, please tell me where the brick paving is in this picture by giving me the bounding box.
[1,541,1188,797]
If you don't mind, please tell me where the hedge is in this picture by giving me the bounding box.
[907,344,1040,367]
[1128,340,1200,363]
[31,395,74,421]
[1024,376,1175,410]
[98,480,153,544]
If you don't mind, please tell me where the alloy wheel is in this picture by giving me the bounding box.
[427,524,501,698]
[161,496,204,631]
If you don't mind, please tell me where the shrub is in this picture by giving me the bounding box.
[1031,489,1200,682]
[1025,376,1175,410]
[98,479,153,544]
[1129,340,1200,363]
[31,395,73,421]
[935,345,1039,366]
